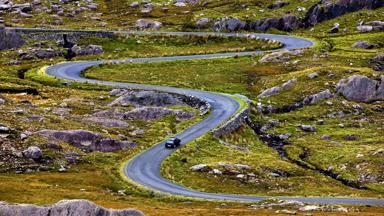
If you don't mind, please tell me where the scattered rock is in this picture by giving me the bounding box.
[303,89,334,105]
[329,23,339,33]
[0,199,144,216]
[213,18,246,32]
[357,25,373,32]
[135,19,162,29]
[343,135,360,140]
[281,79,297,90]
[259,49,303,63]
[190,164,210,172]
[22,146,42,160]
[321,135,332,140]
[71,44,103,56]
[336,75,384,102]
[352,41,379,49]
[308,72,318,79]
[258,86,281,98]
[299,125,317,132]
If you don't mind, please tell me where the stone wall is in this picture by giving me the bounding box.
[179,94,211,116]
[212,105,250,138]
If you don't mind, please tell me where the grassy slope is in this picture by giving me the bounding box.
[83,8,384,198]
[0,2,384,215]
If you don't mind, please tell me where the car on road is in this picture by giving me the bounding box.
[165,137,181,148]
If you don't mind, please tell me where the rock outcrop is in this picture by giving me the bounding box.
[303,0,383,27]
[336,75,384,102]
[303,89,334,105]
[37,130,136,152]
[109,91,184,107]
[248,16,301,32]
[0,199,144,216]
[0,26,25,50]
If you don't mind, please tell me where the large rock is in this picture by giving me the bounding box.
[303,89,334,105]
[0,26,25,50]
[249,16,300,32]
[135,19,162,29]
[258,86,281,98]
[303,0,383,27]
[37,130,135,152]
[213,18,246,32]
[336,75,384,102]
[0,199,144,216]
[108,91,184,107]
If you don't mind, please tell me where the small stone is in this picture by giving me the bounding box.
[308,72,318,79]
[299,125,317,132]
[190,164,210,172]
[321,135,332,140]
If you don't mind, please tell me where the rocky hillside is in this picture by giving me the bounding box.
[0,0,382,32]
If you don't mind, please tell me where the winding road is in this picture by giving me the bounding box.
[35,28,384,205]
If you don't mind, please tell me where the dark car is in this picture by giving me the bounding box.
[165,137,181,148]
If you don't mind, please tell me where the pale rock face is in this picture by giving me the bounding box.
[336,75,384,102]
[0,199,144,216]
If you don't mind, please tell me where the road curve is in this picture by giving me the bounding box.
[41,29,384,206]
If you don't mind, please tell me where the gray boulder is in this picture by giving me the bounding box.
[213,18,246,32]
[0,199,144,216]
[23,146,42,160]
[357,25,373,32]
[281,79,297,90]
[135,19,162,29]
[299,125,317,132]
[259,49,303,63]
[336,75,384,102]
[303,89,334,105]
[352,41,379,49]
[190,164,210,172]
[258,86,281,98]
[0,26,26,50]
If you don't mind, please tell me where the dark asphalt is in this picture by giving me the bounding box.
[41,29,384,206]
